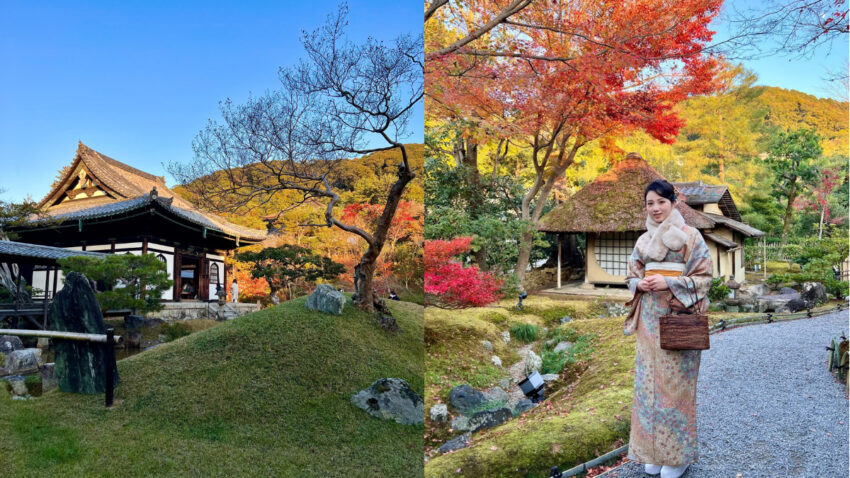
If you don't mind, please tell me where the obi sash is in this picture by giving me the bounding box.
[645,261,685,277]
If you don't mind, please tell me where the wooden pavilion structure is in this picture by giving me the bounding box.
[538,153,764,288]
[11,142,267,302]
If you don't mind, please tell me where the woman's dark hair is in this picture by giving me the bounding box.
[644,179,676,203]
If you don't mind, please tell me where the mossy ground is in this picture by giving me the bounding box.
[425,294,842,477]
[425,296,634,477]
[0,296,423,477]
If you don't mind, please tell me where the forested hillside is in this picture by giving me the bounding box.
[175,144,425,302]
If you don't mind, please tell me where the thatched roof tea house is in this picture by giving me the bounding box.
[12,142,267,303]
[538,153,763,288]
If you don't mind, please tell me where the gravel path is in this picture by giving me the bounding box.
[600,310,849,478]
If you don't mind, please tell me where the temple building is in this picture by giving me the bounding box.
[537,153,764,289]
[12,142,267,302]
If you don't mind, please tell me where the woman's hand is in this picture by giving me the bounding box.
[636,279,651,292]
[643,274,669,291]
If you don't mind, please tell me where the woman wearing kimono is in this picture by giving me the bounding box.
[623,179,713,478]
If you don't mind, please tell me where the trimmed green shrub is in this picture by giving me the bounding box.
[708,277,732,302]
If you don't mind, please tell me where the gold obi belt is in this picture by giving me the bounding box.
[645,262,685,277]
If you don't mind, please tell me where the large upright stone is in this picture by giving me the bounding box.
[48,272,119,394]
[305,284,346,315]
[801,282,828,305]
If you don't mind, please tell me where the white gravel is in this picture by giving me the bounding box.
[601,309,850,478]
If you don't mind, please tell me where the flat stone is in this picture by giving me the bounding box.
[429,404,448,423]
[351,378,424,425]
[500,331,510,344]
[780,287,797,295]
[4,348,42,375]
[305,284,346,315]
[786,298,810,313]
[541,373,560,382]
[450,415,470,431]
[491,355,502,367]
[468,407,512,432]
[41,363,57,393]
[498,378,512,390]
[757,293,800,313]
[49,271,119,394]
[483,386,509,406]
[560,315,573,324]
[438,433,471,453]
[481,340,493,352]
[0,335,23,355]
[553,341,573,353]
[449,384,487,415]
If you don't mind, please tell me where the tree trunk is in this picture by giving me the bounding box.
[818,204,825,239]
[514,137,580,285]
[352,146,415,313]
[780,177,798,247]
[453,137,489,270]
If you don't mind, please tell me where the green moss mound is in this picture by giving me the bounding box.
[0,297,424,477]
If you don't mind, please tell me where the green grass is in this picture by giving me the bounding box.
[540,329,595,375]
[0,296,424,477]
[510,323,540,343]
[160,322,192,342]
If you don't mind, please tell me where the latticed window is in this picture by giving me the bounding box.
[594,232,639,277]
[210,263,219,285]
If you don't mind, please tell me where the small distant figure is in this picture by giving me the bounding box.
[388,290,400,301]
[230,280,239,303]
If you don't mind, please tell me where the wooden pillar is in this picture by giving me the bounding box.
[142,238,148,255]
[557,234,562,289]
[762,236,767,280]
[52,266,59,298]
[200,252,208,301]
[223,251,228,299]
[173,250,182,302]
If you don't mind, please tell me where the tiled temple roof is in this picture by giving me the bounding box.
[36,143,267,243]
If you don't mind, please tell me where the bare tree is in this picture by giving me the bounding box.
[724,0,849,61]
[170,5,423,318]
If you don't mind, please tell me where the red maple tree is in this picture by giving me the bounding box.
[425,236,504,308]
[427,0,723,282]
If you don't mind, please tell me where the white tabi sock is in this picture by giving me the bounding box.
[660,464,689,478]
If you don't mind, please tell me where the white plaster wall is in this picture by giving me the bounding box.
[208,259,225,299]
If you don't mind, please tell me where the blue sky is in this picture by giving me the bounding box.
[0,1,846,203]
[0,1,423,202]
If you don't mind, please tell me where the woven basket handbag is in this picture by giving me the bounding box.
[659,276,710,351]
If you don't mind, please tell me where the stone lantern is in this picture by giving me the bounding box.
[725,278,741,299]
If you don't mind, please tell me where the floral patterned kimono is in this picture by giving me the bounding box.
[623,220,713,466]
